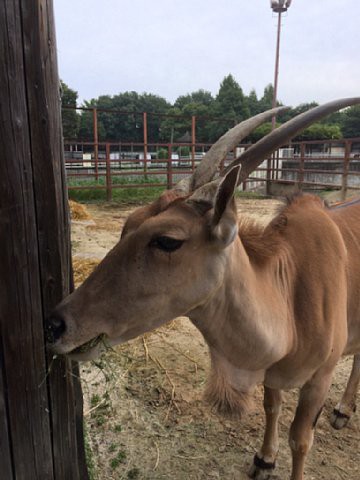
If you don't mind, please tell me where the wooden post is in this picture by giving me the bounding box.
[0,1,88,479]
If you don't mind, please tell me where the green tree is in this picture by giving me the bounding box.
[159,107,188,143]
[278,102,318,123]
[216,74,249,120]
[109,91,170,142]
[60,80,79,139]
[294,123,342,141]
[139,93,171,142]
[258,84,277,112]
[183,103,213,143]
[78,98,106,141]
[170,90,214,142]
[246,89,260,116]
[340,105,360,137]
[98,92,142,142]
[247,122,280,142]
[277,102,344,130]
[96,95,120,140]
[208,74,250,140]
[174,89,214,109]
[78,92,171,142]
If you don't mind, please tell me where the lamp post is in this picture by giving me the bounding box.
[266,1,292,195]
[270,0,292,130]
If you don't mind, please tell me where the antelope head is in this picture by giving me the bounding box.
[46,98,360,361]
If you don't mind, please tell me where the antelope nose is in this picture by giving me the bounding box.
[45,313,66,344]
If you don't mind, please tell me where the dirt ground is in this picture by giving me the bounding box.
[71,196,360,480]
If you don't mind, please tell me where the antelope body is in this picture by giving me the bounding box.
[47,98,360,479]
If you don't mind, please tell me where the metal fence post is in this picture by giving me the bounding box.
[266,155,273,195]
[167,144,173,190]
[143,112,148,175]
[341,140,351,201]
[93,107,99,181]
[298,143,305,191]
[191,115,196,172]
[106,143,112,201]
[274,149,280,180]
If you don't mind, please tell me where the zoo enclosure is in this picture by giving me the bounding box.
[65,138,360,201]
[63,106,360,200]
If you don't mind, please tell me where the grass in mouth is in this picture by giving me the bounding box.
[72,333,109,354]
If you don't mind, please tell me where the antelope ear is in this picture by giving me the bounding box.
[211,165,241,247]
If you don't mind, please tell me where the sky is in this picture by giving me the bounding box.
[54,0,360,108]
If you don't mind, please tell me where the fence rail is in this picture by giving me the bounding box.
[64,138,360,201]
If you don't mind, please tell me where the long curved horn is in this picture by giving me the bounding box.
[187,97,360,206]
[222,97,360,184]
[174,106,288,194]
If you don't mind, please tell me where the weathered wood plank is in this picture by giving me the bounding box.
[0,0,88,478]
[0,1,54,478]
[20,1,87,476]
[0,338,13,480]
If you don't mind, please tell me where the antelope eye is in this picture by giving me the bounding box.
[149,236,184,252]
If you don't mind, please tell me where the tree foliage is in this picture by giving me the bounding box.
[294,123,342,141]
[248,122,280,143]
[174,89,214,109]
[60,80,79,139]
[258,84,277,112]
[340,105,360,138]
[78,92,170,142]
[247,89,260,116]
[61,75,357,144]
[278,102,319,123]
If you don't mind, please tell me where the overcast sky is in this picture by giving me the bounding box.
[54,0,359,108]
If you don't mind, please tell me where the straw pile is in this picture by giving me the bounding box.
[72,258,100,287]
[69,200,92,220]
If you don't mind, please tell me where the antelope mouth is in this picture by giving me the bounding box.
[68,333,109,358]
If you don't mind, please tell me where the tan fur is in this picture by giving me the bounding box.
[238,216,286,264]
[204,370,254,419]
[49,190,360,480]
[46,100,360,479]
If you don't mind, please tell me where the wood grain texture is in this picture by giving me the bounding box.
[0,1,88,478]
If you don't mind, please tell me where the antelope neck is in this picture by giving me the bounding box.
[188,237,294,373]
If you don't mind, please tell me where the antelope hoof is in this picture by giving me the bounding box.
[330,407,354,430]
[248,454,276,479]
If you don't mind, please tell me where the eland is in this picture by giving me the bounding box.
[46,98,360,479]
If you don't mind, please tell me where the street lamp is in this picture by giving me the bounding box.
[266,1,292,195]
[271,0,292,13]
[270,0,292,129]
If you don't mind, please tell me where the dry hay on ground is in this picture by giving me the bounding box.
[69,199,92,220]
[72,258,100,287]
[73,200,360,480]
[81,321,359,480]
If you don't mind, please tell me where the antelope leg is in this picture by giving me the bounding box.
[248,387,282,480]
[331,354,360,430]
[289,368,334,480]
